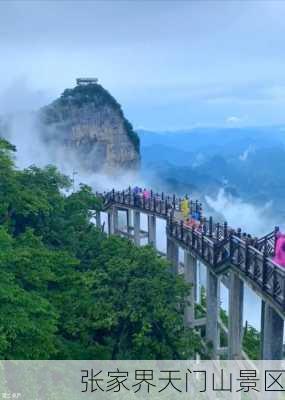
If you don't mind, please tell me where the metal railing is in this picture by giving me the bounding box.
[101,188,285,314]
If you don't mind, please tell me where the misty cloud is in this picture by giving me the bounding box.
[205,189,276,236]
[239,145,255,162]
[0,77,51,114]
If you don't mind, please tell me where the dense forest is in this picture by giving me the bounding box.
[0,138,200,359]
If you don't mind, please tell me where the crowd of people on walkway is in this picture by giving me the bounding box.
[132,186,152,200]
[131,188,204,233]
[180,197,203,231]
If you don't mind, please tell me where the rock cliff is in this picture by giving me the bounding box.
[39,82,140,173]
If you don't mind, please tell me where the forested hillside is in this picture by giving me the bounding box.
[0,138,199,359]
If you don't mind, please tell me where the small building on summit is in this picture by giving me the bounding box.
[76,78,98,85]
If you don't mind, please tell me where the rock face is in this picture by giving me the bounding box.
[40,83,140,173]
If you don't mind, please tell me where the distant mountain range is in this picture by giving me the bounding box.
[138,127,285,222]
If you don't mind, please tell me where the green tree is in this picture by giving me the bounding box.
[0,227,58,359]
[54,238,201,359]
[0,138,200,360]
[243,322,261,359]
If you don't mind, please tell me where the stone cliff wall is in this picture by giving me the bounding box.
[40,83,140,173]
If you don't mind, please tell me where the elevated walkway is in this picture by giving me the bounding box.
[97,188,285,359]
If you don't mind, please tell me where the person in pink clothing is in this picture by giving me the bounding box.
[143,189,150,200]
[273,232,285,267]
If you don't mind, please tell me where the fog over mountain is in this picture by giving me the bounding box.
[2,99,283,237]
[0,82,145,194]
[139,127,285,235]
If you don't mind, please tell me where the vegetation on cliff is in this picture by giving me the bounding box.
[0,138,199,359]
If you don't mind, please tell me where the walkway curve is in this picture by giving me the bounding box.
[100,188,285,318]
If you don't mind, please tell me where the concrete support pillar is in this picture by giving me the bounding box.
[133,210,140,246]
[172,241,179,275]
[113,207,118,233]
[96,210,101,229]
[108,207,118,235]
[166,237,171,261]
[196,261,201,304]
[126,209,132,234]
[108,211,114,235]
[148,215,156,247]
[261,301,284,360]
[166,237,179,274]
[206,269,219,358]
[228,272,244,359]
[184,251,197,327]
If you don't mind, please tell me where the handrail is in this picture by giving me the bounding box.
[101,188,285,314]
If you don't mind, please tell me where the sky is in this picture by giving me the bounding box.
[1,0,285,130]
